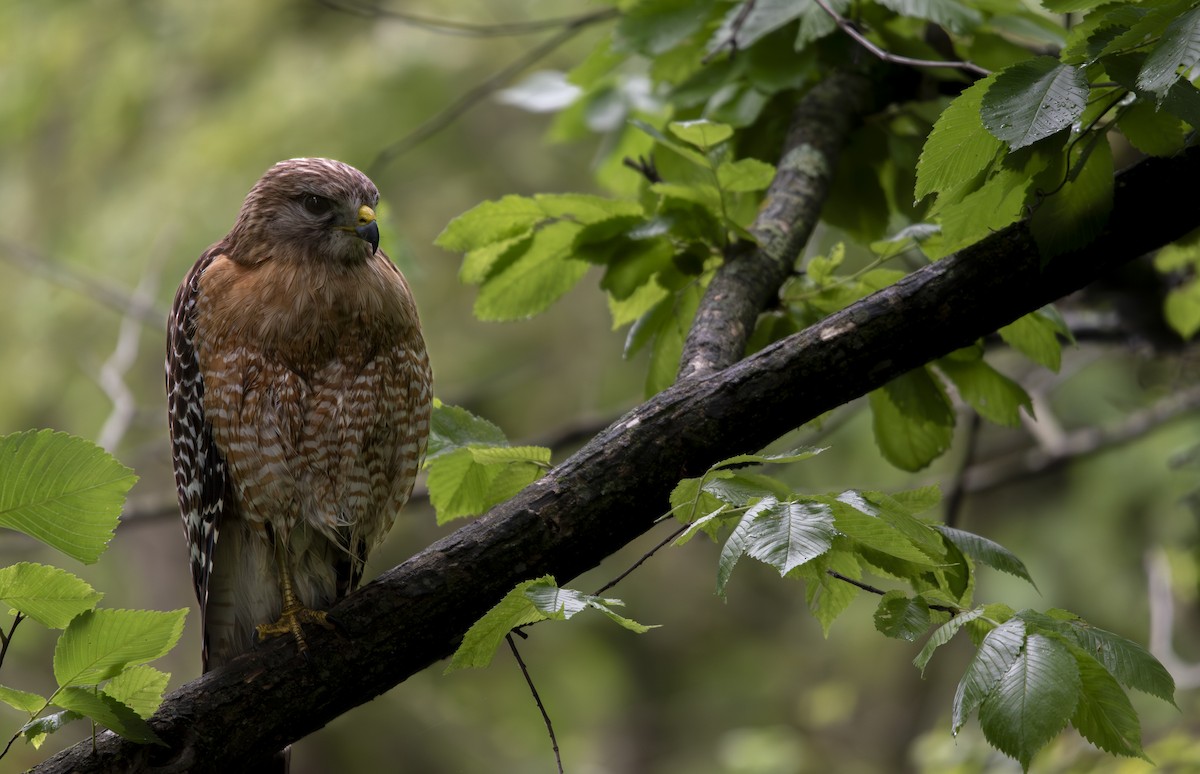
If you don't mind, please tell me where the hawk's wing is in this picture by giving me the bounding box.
[166,244,234,666]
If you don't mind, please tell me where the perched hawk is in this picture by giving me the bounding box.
[166,158,432,679]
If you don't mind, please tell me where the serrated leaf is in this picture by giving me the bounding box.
[869,367,955,472]
[0,562,102,628]
[953,617,1026,735]
[435,195,546,253]
[702,472,793,507]
[876,0,982,33]
[891,485,942,515]
[21,709,82,749]
[936,357,1031,426]
[526,585,655,633]
[0,684,46,713]
[802,550,862,636]
[426,447,544,523]
[53,608,187,688]
[712,446,826,470]
[1031,136,1114,259]
[468,445,551,466]
[473,220,591,321]
[978,633,1080,770]
[717,158,776,192]
[1042,0,1109,11]
[102,665,170,720]
[1071,649,1148,760]
[54,686,164,745]
[716,509,758,597]
[915,76,1004,201]
[615,0,716,55]
[999,311,1063,371]
[669,119,733,149]
[426,400,510,460]
[875,591,933,641]
[0,430,136,564]
[744,497,836,577]
[707,0,805,54]
[937,526,1037,589]
[931,165,1032,256]
[1118,101,1189,156]
[446,577,552,672]
[1137,6,1200,95]
[915,607,986,674]
[982,58,1088,150]
[1045,614,1176,705]
[829,499,941,566]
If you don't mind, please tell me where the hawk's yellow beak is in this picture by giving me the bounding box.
[355,205,380,254]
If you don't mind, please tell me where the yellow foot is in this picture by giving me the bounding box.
[256,606,335,652]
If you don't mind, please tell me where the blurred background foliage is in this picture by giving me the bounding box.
[0,0,1197,771]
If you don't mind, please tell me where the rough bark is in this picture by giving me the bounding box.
[34,146,1200,774]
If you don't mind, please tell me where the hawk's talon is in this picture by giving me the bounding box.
[256,605,335,652]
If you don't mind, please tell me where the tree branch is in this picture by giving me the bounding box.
[679,68,906,379]
[35,145,1200,773]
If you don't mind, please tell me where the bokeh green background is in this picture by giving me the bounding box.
[2,1,1197,772]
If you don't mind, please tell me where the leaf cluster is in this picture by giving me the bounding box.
[0,431,183,757]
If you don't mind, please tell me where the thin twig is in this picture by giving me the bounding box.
[592,521,690,597]
[1145,549,1200,690]
[703,0,758,63]
[506,634,564,774]
[317,0,613,37]
[826,571,959,614]
[0,613,24,671]
[96,267,162,452]
[812,0,990,76]
[369,10,618,172]
[0,239,165,326]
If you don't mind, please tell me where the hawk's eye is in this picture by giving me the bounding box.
[302,194,333,216]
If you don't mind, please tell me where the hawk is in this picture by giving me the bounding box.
[166,158,432,677]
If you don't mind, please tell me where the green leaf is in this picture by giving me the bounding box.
[426,400,509,460]
[743,497,837,577]
[801,550,862,636]
[525,585,655,633]
[53,608,187,688]
[876,0,982,33]
[869,367,955,472]
[707,0,805,54]
[978,633,1081,770]
[426,446,545,523]
[830,492,942,565]
[999,311,1064,371]
[1071,649,1148,760]
[1041,0,1110,11]
[473,220,591,321]
[716,509,758,597]
[446,577,552,672]
[1043,613,1176,705]
[1164,280,1200,340]
[891,485,942,515]
[54,686,164,745]
[915,76,1004,201]
[914,607,986,674]
[1137,6,1200,95]
[931,165,1032,256]
[712,447,827,470]
[717,158,777,192]
[435,195,545,253]
[936,356,1031,426]
[0,430,136,564]
[1031,136,1114,259]
[937,526,1037,589]
[1118,101,1189,156]
[0,562,103,628]
[668,119,733,149]
[102,665,171,719]
[874,591,932,641]
[21,709,82,749]
[0,684,46,713]
[614,0,716,55]
[953,617,1025,735]
[981,58,1088,150]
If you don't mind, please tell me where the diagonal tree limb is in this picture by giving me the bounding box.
[678,68,908,380]
[34,143,1200,773]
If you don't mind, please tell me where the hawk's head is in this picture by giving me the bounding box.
[229,158,382,265]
